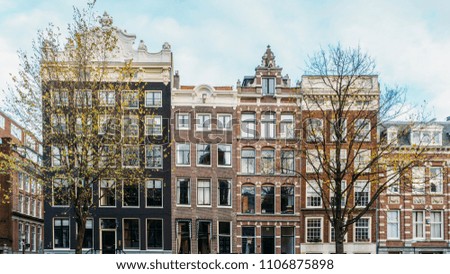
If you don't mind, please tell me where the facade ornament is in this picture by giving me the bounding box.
[261,45,276,68]
[138,40,147,51]
[100,11,113,28]
[162,42,171,50]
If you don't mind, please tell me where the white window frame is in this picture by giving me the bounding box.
[430,167,443,194]
[217,144,232,167]
[330,118,347,142]
[412,167,425,195]
[196,113,211,131]
[354,180,370,207]
[121,90,139,109]
[53,218,70,250]
[51,89,68,107]
[145,179,163,208]
[99,179,116,208]
[430,211,443,240]
[11,123,22,140]
[261,112,276,139]
[52,178,70,207]
[75,89,92,108]
[354,149,371,173]
[176,113,190,130]
[176,143,191,166]
[145,90,162,107]
[354,217,371,242]
[145,145,163,169]
[386,166,400,194]
[145,115,162,136]
[260,148,275,174]
[123,218,140,251]
[305,217,323,243]
[280,113,295,139]
[281,150,295,174]
[306,149,323,173]
[217,221,232,254]
[306,180,322,208]
[122,145,140,168]
[413,211,425,240]
[122,115,139,137]
[387,210,400,240]
[217,179,232,207]
[197,179,211,206]
[306,118,323,142]
[240,148,256,174]
[122,181,140,208]
[262,77,275,95]
[240,113,256,139]
[355,119,371,142]
[196,144,211,167]
[98,90,116,107]
[176,178,191,206]
[146,218,164,250]
[217,114,232,131]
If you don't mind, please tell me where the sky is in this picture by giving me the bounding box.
[1,0,450,120]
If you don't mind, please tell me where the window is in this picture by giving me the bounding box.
[218,222,231,254]
[306,118,323,142]
[176,113,190,130]
[281,227,295,254]
[218,144,232,167]
[280,113,295,139]
[18,194,23,213]
[241,148,255,174]
[197,180,211,206]
[306,149,323,173]
[281,185,294,214]
[387,127,398,145]
[217,114,232,130]
[387,211,400,240]
[412,167,425,194]
[99,179,115,207]
[330,181,347,208]
[411,129,442,146]
[281,150,295,174]
[76,219,93,249]
[99,90,115,106]
[24,224,30,248]
[23,174,29,192]
[122,145,140,168]
[30,199,35,217]
[241,185,255,213]
[218,179,231,207]
[261,149,275,174]
[261,112,276,139]
[354,149,371,173]
[24,196,29,215]
[145,116,162,136]
[123,182,139,207]
[355,180,369,207]
[37,226,42,251]
[123,219,140,250]
[53,178,70,206]
[98,115,117,135]
[430,167,443,194]
[53,218,70,249]
[51,114,67,134]
[262,77,275,95]
[18,223,23,250]
[196,114,211,131]
[306,218,322,242]
[307,180,322,207]
[99,145,116,168]
[11,123,22,140]
[146,179,162,207]
[75,89,92,107]
[355,119,371,142]
[241,226,255,254]
[413,211,425,239]
[261,185,275,214]
[36,201,41,218]
[261,226,275,254]
[75,115,92,135]
[145,90,162,107]
[147,219,163,250]
[386,166,400,194]
[52,89,68,106]
[145,145,163,169]
[177,178,190,205]
[355,218,370,242]
[176,143,190,166]
[123,115,139,137]
[122,91,139,109]
[196,144,211,166]
[0,115,5,129]
[430,211,443,240]
[330,119,347,142]
[197,221,211,254]
[330,149,347,171]
[241,113,256,138]
[176,221,191,254]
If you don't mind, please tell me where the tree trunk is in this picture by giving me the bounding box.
[75,217,86,254]
[334,220,345,254]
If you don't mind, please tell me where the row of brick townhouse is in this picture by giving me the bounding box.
[4,16,449,254]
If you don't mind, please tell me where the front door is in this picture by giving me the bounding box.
[101,230,116,254]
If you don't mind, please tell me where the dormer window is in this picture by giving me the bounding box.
[262,78,275,95]
[411,126,442,146]
[387,127,398,145]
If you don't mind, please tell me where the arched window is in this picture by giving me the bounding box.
[261,184,275,214]
[241,184,255,214]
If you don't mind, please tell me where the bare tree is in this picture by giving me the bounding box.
[2,2,166,253]
[299,44,428,254]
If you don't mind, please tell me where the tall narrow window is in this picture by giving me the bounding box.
[196,144,211,166]
[197,180,211,206]
[387,211,400,240]
[262,78,275,95]
[413,211,425,239]
[306,149,323,173]
[261,112,276,139]
[281,227,295,254]
[177,221,191,254]
[281,150,295,174]
[354,218,370,242]
[241,148,255,174]
[354,149,371,173]
[261,185,275,214]
[146,179,162,207]
[122,115,139,137]
[281,185,294,214]
[306,218,322,242]
[241,113,256,138]
[145,90,162,107]
[122,145,140,168]
[176,143,190,166]
[145,145,163,169]
[330,149,347,171]
[218,222,231,254]
[280,113,295,139]
[51,114,67,134]
[197,221,211,254]
[218,179,231,207]
[430,167,443,194]
[145,116,162,136]
[430,211,443,240]
[330,119,347,142]
[412,167,425,194]
[52,89,68,106]
[306,118,323,142]
[177,179,190,205]
[355,119,371,142]
[306,180,322,207]
[123,181,139,207]
[53,178,70,206]
[386,166,400,194]
[123,219,140,250]
[354,180,369,207]
[330,181,347,208]
[81,219,93,249]
[75,89,92,107]
[147,219,163,250]
[53,218,70,249]
[261,149,275,174]
[261,226,275,254]
[217,144,232,167]
[99,179,116,207]
[241,227,255,254]
[241,185,255,214]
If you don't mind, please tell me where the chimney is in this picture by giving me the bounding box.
[173,70,180,89]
